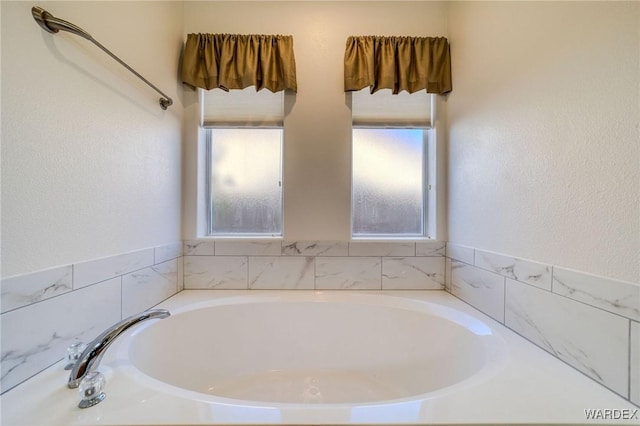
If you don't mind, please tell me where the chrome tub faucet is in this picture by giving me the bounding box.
[68,309,170,407]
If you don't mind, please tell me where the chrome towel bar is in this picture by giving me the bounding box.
[31,6,173,110]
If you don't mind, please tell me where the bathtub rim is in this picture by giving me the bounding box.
[110,290,509,408]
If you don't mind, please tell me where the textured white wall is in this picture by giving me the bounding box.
[447,2,640,282]
[182,1,449,241]
[1,1,184,277]
[5,1,636,282]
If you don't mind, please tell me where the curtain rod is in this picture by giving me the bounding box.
[31,6,173,110]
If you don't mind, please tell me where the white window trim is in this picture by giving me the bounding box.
[350,94,443,241]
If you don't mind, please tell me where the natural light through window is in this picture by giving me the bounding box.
[352,128,425,237]
[208,128,283,236]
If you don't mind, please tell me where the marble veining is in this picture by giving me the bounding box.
[475,250,552,290]
[183,256,247,289]
[73,248,154,289]
[281,241,348,257]
[382,257,444,290]
[1,331,67,387]
[450,261,505,322]
[552,267,640,321]
[183,240,214,256]
[1,265,73,313]
[1,278,121,392]
[122,259,179,318]
[315,257,381,290]
[249,257,314,289]
[505,279,629,397]
[415,241,446,257]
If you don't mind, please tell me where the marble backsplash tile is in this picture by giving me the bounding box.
[445,242,639,406]
[475,249,552,290]
[154,242,183,264]
[450,261,505,323]
[180,240,446,291]
[505,279,629,397]
[183,256,248,289]
[73,248,154,289]
[122,259,179,318]
[316,257,382,290]
[1,242,183,394]
[183,240,215,256]
[382,257,444,290]
[281,241,348,257]
[445,243,474,264]
[552,267,640,321]
[445,257,452,292]
[1,278,121,393]
[1,265,73,313]
[249,257,315,290]
[416,241,446,257]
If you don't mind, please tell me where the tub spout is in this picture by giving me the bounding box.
[68,309,170,389]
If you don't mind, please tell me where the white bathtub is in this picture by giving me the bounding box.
[124,292,505,405]
[2,291,637,425]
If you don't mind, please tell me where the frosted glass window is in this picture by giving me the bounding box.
[208,129,283,235]
[352,129,425,237]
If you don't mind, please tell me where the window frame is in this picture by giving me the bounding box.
[350,127,433,240]
[204,126,284,238]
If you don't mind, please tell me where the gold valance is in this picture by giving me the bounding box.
[181,33,297,92]
[344,36,451,95]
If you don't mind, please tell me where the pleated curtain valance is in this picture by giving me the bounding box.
[181,33,297,93]
[344,36,452,95]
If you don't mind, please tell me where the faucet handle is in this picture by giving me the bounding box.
[78,371,106,408]
[64,341,87,370]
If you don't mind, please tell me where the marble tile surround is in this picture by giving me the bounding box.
[183,240,446,291]
[0,242,183,394]
[451,260,505,322]
[506,279,629,396]
[1,265,73,313]
[6,238,636,408]
[249,257,315,290]
[445,242,640,407]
